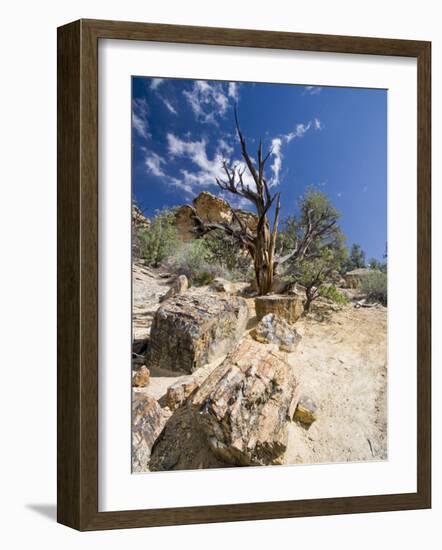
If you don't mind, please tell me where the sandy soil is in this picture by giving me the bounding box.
[133,263,387,467]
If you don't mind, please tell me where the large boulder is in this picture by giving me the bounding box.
[132,394,170,472]
[175,192,258,242]
[252,313,302,352]
[255,295,304,324]
[147,292,249,374]
[191,339,300,466]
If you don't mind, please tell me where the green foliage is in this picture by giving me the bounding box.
[278,187,348,272]
[368,257,387,273]
[202,230,251,279]
[345,243,366,271]
[318,284,349,305]
[360,271,388,305]
[164,239,228,286]
[295,247,346,311]
[137,209,179,266]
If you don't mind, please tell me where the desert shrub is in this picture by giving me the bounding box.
[137,209,179,266]
[318,284,349,305]
[164,239,227,286]
[202,230,251,281]
[360,271,388,305]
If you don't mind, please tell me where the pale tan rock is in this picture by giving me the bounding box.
[147,292,249,374]
[255,295,304,324]
[175,192,258,241]
[191,339,300,466]
[193,192,232,224]
[132,366,150,387]
[132,394,170,472]
[159,274,189,302]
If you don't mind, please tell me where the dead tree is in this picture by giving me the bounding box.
[189,108,337,296]
[188,109,279,295]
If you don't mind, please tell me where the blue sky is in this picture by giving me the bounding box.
[132,77,387,261]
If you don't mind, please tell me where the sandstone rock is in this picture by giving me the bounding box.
[344,268,371,289]
[159,274,189,303]
[165,377,199,410]
[252,313,302,352]
[191,339,300,466]
[193,192,233,224]
[294,396,318,426]
[210,277,233,293]
[132,204,150,230]
[132,365,150,387]
[175,192,258,242]
[174,204,197,241]
[147,292,249,374]
[255,295,304,324]
[132,394,170,472]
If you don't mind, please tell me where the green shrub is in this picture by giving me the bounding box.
[137,209,179,266]
[202,230,251,281]
[318,284,349,305]
[164,239,227,286]
[360,271,388,305]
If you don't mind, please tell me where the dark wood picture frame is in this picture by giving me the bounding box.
[57,18,431,531]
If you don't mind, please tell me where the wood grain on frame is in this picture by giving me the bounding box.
[57,19,431,531]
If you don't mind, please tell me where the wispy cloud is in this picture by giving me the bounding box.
[270,138,283,186]
[313,117,323,130]
[228,82,240,101]
[145,151,166,177]
[284,122,312,143]
[283,118,323,143]
[217,138,234,156]
[162,98,178,115]
[132,98,150,139]
[304,85,322,95]
[150,78,164,90]
[183,80,231,125]
[167,133,256,194]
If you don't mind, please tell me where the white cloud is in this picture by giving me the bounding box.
[304,85,322,95]
[228,82,239,100]
[270,138,283,186]
[217,138,234,156]
[183,80,230,125]
[282,117,323,143]
[150,78,164,90]
[145,151,165,177]
[167,133,256,193]
[314,117,323,130]
[162,98,177,115]
[132,98,150,139]
[284,122,312,143]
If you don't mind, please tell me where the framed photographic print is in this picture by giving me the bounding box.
[57,19,431,530]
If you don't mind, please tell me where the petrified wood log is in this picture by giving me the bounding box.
[147,292,249,374]
[191,339,300,466]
